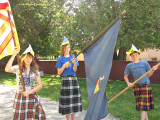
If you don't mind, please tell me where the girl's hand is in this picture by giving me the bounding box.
[128,83,134,87]
[64,62,71,68]
[71,57,76,65]
[23,91,30,97]
[13,47,19,56]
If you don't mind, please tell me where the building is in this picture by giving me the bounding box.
[77,48,160,61]
[126,48,160,61]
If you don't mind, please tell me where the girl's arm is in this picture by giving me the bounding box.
[72,57,77,72]
[124,74,133,87]
[23,74,43,97]
[5,48,19,73]
[57,62,71,75]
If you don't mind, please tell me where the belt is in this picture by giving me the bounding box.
[135,83,150,86]
[61,75,76,77]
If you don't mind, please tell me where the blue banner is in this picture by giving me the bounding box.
[84,19,121,120]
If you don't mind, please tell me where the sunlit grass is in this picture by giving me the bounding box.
[0,72,160,120]
[0,72,17,86]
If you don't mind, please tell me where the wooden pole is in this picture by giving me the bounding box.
[47,10,126,84]
[75,10,126,57]
[108,63,160,104]
[7,10,25,91]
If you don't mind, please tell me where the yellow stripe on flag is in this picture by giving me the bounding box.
[0,50,12,60]
[0,21,9,36]
[0,40,14,60]
[6,41,13,53]
[0,31,12,54]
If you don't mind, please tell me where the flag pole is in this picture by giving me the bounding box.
[108,63,160,104]
[47,10,126,84]
[75,10,126,57]
[7,10,26,91]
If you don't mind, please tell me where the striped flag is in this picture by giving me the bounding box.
[0,0,20,60]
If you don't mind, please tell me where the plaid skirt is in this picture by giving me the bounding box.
[13,92,45,120]
[133,84,154,111]
[59,76,82,115]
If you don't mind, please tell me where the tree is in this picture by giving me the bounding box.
[65,0,114,49]
[9,0,160,60]
[116,0,160,60]
[69,0,160,60]
[10,0,66,56]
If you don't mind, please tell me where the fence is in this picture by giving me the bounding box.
[0,60,159,83]
[36,60,160,83]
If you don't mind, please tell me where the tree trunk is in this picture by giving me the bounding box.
[113,51,118,60]
[118,47,127,60]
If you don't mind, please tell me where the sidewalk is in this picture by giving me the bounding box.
[0,84,120,120]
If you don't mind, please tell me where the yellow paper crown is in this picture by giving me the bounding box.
[61,36,69,46]
[21,44,34,62]
[126,44,140,55]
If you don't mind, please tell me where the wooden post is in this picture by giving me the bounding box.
[7,10,25,91]
[47,10,126,84]
[108,63,160,104]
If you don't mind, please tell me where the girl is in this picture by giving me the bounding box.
[5,45,45,120]
[124,44,158,120]
[56,36,82,120]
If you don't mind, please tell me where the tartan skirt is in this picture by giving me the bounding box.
[133,84,154,111]
[13,92,45,120]
[59,76,82,115]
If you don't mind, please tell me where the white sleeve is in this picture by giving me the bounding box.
[11,65,19,74]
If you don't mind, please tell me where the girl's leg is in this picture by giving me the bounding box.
[71,113,75,120]
[145,112,148,120]
[141,111,148,120]
[141,111,145,120]
[66,114,71,120]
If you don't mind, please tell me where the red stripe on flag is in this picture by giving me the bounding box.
[0,32,13,55]
[0,12,14,27]
[0,13,10,23]
[9,10,12,15]
[11,20,15,28]
[0,3,9,10]
[9,14,15,27]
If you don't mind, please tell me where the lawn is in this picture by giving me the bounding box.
[0,72,160,120]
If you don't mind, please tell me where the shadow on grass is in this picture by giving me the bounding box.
[1,72,160,120]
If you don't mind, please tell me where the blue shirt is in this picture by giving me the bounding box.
[124,60,151,84]
[56,55,79,76]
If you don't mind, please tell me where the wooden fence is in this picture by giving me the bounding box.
[0,59,159,83]
[36,60,160,83]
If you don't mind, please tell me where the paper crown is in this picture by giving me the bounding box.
[21,44,34,62]
[61,36,69,46]
[126,44,140,55]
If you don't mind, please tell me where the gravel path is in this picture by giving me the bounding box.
[0,84,120,120]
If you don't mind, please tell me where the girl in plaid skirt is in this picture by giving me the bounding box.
[124,44,158,120]
[56,36,82,120]
[5,45,45,120]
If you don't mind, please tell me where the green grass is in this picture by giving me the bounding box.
[0,72,160,120]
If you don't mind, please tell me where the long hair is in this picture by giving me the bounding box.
[60,44,71,56]
[21,53,39,75]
